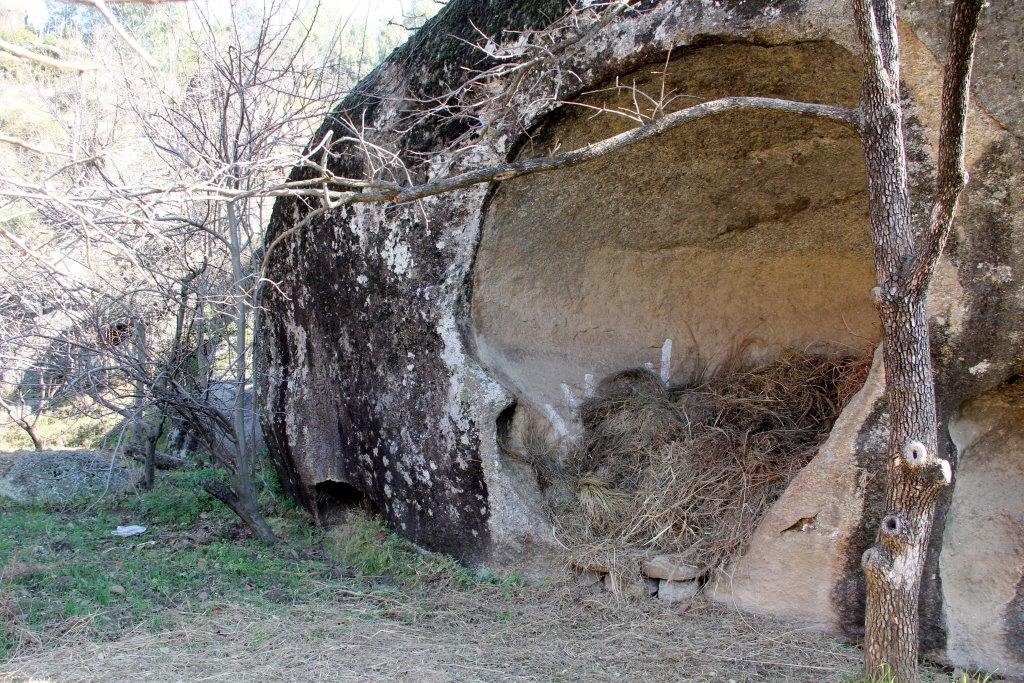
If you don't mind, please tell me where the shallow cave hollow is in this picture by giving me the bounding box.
[471,41,880,449]
[313,479,377,523]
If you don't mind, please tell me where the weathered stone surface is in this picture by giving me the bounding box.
[941,382,1024,677]
[474,41,878,431]
[0,450,136,505]
[259,0,1024,672]
[902,0,1024,137]
[708,346,886,632]
[259,0,576,573]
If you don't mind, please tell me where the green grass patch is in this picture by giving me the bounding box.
[0,468,328,658]
[330,515,478,589]
[845,664,994,683]
[0,468,511,662]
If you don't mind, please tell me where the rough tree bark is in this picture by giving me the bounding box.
[24,426,45,451]
[853,0,984,678]
[131,320,161,490]
[203,479,276,542]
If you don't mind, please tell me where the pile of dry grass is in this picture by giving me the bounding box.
[557,348,869,582]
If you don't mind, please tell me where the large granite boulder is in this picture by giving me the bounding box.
[0,450,136,505]
[258,0,1024,672]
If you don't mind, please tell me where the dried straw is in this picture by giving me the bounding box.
[556,347,870,585]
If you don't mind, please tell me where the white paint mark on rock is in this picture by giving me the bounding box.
[544,403,568,437]
[660,338,673,384]
[561,383,579,407]
[584,373,595,398]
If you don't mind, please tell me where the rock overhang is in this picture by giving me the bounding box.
[258,0,1024,672]
[471,39,879,442]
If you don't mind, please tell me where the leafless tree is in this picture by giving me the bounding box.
[851,0,983,678]
[0,371,56,451]
[0,0,359,541]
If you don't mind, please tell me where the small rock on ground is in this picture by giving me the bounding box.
[641,555,703,581]
[658,579,700,604]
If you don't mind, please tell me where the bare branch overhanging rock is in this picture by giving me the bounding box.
[255,96,861,269]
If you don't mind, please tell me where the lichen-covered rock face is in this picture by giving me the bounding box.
[258,0,1024,671]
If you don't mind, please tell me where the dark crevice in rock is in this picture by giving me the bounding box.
[315,479,376,517]
[1006,550,1024,660]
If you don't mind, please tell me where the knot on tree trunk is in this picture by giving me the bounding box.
[869,284,899,311]
[879,511,913,551]
[862,510,914,577]
[861,543,893,582]
[899,439,952,493]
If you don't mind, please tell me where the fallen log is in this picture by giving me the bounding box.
[123,445,194,471]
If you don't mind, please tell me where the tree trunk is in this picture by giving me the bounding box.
[854,0,982,678]
[141,419,165,490]
[143,435,156,489]
[222,197,275,542]
[24,423,45,451]
[862,296,950,680]
[203,479,276,543]
[855,19,946,674]
[133,320,155,489]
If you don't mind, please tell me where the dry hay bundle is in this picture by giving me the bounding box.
[559,349,869,583]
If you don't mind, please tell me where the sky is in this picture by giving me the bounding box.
[14,0,47,28]
[16,0,424,32]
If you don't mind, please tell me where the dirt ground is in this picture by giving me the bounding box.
[1,584,872,683]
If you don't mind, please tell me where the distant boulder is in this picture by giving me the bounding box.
[0,450,136,505]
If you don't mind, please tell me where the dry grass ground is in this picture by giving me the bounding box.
[0,463,963,683]
[2,587,869,682]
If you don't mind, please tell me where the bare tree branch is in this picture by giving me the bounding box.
[0,37,96,71]
[74,0,159,69]
[355,96,860,206]
[0,135,72,158]
[907,0,985,296]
